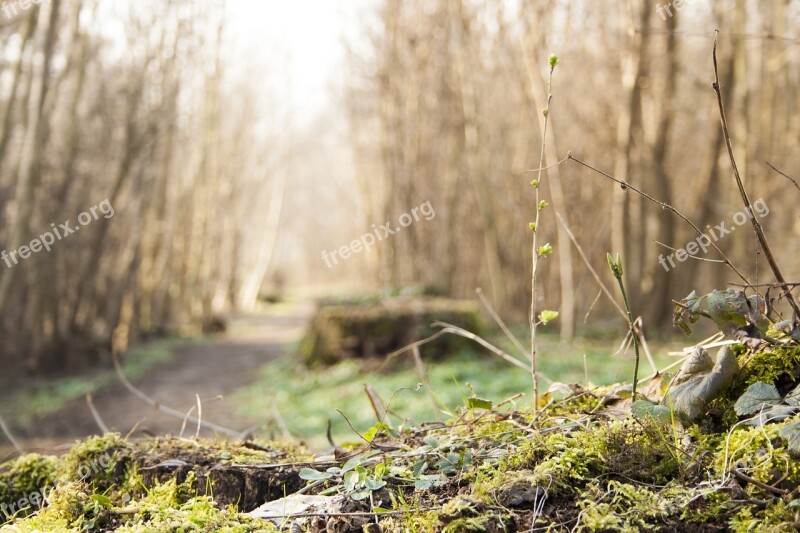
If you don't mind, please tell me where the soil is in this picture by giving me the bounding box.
[4,301,315,453]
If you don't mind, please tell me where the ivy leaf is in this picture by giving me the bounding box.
[632,400,672,424]
[299,468,333,481]
[780,420,800,458]
[743,405,798,427]
[786,383,800,407]
[734,382,782,416]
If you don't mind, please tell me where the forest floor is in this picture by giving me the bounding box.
[0,300,315,457]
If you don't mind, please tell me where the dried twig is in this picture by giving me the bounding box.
[567,152,751,286]
[86,392,110,434]
[412,346,442,423]
[712,33,800,319]
[270,399,291,441]
[556,212,626,320]
[0,416,21,452]
[112,352,239,437]
[475,288,529,362]
[766,162,800,195]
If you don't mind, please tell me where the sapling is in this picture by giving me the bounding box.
[529,53,560,413]
[607,253,642,400]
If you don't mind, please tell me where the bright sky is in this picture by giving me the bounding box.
[226,0,371,124]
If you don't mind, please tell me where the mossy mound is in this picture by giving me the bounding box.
[300,295,482,365]
[6,344,800,531]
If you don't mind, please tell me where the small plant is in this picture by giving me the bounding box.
[529,52,560,412]
[607,253,643,400]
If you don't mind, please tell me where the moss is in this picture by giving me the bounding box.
[57,434,132,495]
[734,345,800,393]
[729,500,797,532]
[709,422,800,490]
[0,454,58,522]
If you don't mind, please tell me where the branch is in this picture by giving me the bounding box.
[711,33,800,319]
[567,152,750,286]
[112,352,240,437]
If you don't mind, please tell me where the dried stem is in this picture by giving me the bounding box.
[568,152,751,286]
[711,33,800,319]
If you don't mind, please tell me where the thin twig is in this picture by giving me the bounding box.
[271,398,292,440]
[476,288,529,362]
[522,154,570,173]
[766,162,800,195]
[712,32,800,318]
[568,152,750,286]
[654,240,727,264]
[732,468,788,495]
[112,352,240,437]
[530,55,558,415]
[194,394,203,439]
[412,346,442,423]
[86,392,110,434]
[0,416,21,452]
[556,212,627,320]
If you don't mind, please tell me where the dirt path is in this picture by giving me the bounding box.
[9,301,315,451]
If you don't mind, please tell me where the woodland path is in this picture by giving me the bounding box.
[5,300,315,454]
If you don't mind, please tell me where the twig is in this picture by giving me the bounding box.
[711,33,800,319]
[86,392,110,434]
[732,468,788,495]
[476,288,529,362]
[112,352,240,437]
[522,154,570,174]
[363,384,386,424]
[271,398,292,441]
[654,240,727,264]
[0,416,21,452]
[529,54,559,416]
[568,152,751,286]
[412,346,442,423]
[556,212,627,320]
[194,394,202,439]
[765,162,800,195]
[429,321,554,385]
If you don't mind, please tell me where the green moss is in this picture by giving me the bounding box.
[57,434,132,493]
[735,345,800,392]
[0,453,58,522]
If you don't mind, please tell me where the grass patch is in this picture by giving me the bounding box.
[234,330,673,448]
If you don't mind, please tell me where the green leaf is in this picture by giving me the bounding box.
[530,179,539,188]
[344,470,360,491]
[529,222,537,231]
[632,400,672,424]
[351,490,371,501]
[549,53,559,68]
[465,397,493,410]
[538,200,548,210]
[744,405,798,427]
[780,420,800,458]
[785,383,800,407]
[365,479,387,491]
[538,243,554,257]
[299,467,334,481]
[734,382,782,416]
[538,310,559,325]
[90,494,113,509]
[341,456,364,473]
